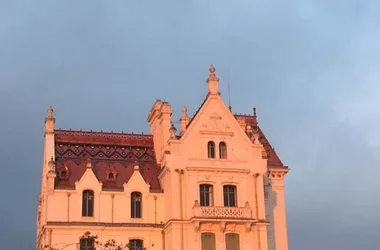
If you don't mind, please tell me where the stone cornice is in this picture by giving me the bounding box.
[268,167,289,181]
[186,166,251,174]
[46,221,164,228]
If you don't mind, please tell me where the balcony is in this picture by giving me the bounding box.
[192,200,253,219]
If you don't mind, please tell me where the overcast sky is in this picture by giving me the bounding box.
[1,0,380,249]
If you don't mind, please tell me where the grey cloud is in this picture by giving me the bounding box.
[1,1,380,249]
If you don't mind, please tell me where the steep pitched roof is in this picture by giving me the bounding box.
[54,130,162,192]
[234,114,284,168]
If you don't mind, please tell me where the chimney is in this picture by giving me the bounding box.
[147,100,173,164]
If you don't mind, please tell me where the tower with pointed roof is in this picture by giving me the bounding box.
[37,66,290,250]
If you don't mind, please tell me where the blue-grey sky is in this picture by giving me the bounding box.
[1,0,380,249]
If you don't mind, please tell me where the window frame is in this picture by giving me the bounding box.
[131,191,142,219]
[207,141,216,159]
[201,232,216,250]
[82,190,94,217]
[223,185,237,207]
[225,233,240,250]
[128,239,144,250]
[199,184,214,206]
[219,141,227,159]
[79,238,95,250]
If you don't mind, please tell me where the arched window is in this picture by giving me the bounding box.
[219,141,227,159]
[79,238,94,250]
[199,184,213,206]
[129,239,143,250]
[131,192,142,218]
[207,141,215,158]
[201,233,216,250]
[223,185,237,207]
[225,233,240,250]
[82,190,94,217]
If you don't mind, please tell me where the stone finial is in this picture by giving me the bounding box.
[252,128,261,145]
[206,65,220,95]
[48,156,55,172]
[182,106,188,117]
[45,105,56,132]
[169,123,177,139]
[252,107,258,126]
[47,105,54,118]
[85,158,92,169]
[246,124,252,134]
[179,106,190,135]
[209,65,216,74]
[193,200,200,208]
[133,161,140,171]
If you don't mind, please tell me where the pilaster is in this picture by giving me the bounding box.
[267,168,289,250]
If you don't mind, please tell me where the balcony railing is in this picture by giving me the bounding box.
[193,200,252,219]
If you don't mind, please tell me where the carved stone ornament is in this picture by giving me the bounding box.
[246,222,254,232]
[220,222,227,233]
[268,169,289,181]
[201,113,231,132]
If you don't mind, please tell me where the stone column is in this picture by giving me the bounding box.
[268,168,289,250]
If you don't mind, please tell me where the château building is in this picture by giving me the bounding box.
[37,66,290,250]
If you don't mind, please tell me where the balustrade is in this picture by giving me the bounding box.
[193,202,252,219]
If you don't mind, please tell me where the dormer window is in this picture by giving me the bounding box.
[219,141,227,159]
[60,171,67,178]
[108,173,114,179]
[105,165,117,182]
[207,141,215,158]
[58,164,69,180]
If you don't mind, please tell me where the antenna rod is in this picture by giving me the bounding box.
[228,68,232,111]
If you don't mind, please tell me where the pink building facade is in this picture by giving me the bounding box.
[37,66,290,250]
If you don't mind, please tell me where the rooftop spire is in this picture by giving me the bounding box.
[252,107,258,126]
[206,65,219,95]
[47,105,54,118]
[45,105,55,133]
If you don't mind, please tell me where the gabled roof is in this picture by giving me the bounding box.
[54,130,162,192]
[183,94,285,168]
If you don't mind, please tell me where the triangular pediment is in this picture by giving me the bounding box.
[178,94,263,167]
[75,167,102,192]
[123,168,150,193]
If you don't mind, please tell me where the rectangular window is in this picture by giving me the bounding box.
[82,190,94,217]
[223,185,237,207]
[129,239,143,250]
[131,192,142,218]
[225,233,240,250]
[200,184,213,206]
[201,233,216,250]
[79,238,94,250]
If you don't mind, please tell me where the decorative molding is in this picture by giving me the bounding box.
[46,221,164,228]
[246,222,254,232]
[268,168,289,181]
[199,112,233,136]
[194,221,201,232]
[199,130,234,137]
[186,166,251,174]
[220,222,227,232]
